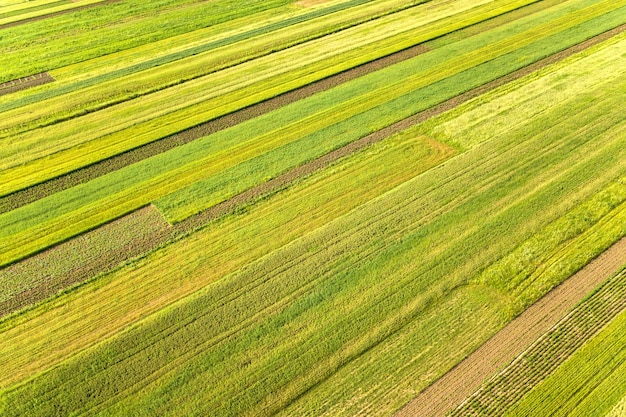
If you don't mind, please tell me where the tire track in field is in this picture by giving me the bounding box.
[393,238,626,417]
[0,0,122,30]
[1,23,625,319]
[0,73,55,96]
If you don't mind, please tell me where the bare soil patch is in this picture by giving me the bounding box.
[0,205,172,318]
[0,72,54,96]
[394,238,626,417]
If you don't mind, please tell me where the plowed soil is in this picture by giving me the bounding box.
[0,73,54,96]
[0,206,171,318]
[451,267,626,416]
[394,238,626,417]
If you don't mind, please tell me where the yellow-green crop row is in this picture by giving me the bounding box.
[0,0,297,81]
[0,0,422,125]
[0,0,107,26]
[0,0,537,173]
[504,299,626,417]
[0,41,625,412]
[1,2,622,267]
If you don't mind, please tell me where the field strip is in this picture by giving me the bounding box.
[0,43,430,214]
[3,19,626,215]
[450,267,626,416]
[1,23,624,317]
[0,205,172,318]
[0,0,120,30]
[393,238,626,417]
[0,73,54,96]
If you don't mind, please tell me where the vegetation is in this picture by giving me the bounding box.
[0,0,624,415]
[505,299,626,417]
[2,0,625,267]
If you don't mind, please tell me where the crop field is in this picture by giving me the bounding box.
[0,0,624,416]
[451,267,626,416]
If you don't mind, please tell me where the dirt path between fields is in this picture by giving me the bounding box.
[0,0,121,30]
[0,73,55,96]
[1,23,625,319]
[394,238,626,417]
[0,43,430,214]
[450,267,626,416]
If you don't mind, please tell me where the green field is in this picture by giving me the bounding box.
[506,296,626,417]
[0,0,624,415]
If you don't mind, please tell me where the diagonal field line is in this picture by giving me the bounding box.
[394,238,626,417]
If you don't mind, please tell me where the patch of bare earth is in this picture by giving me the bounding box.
[0,205,172,318]
[394,238,626,417]
[0,73,54,96]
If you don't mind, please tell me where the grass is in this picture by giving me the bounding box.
[1,0,624,267]
[0,0,548,186]
[504,300,626,417]
[0,32,625,415]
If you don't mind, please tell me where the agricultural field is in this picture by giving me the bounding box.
[0,0,624,416]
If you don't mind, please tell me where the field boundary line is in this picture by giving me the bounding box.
[393,238,626,417]
[1,22,625,318]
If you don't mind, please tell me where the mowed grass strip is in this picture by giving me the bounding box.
[452,267,626,416]
[0,41,625,414]
[1,2,623,267]
[0,0,542,180]
[504,301,626,417]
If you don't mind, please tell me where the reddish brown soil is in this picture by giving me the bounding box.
[0,72,54,96]
[0,0,122,30]
[1,23,624,319]
[394,238,626,417]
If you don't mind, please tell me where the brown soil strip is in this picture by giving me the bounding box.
[394,238,626,417]
[0,72,55,96]
[1,23,625,319]
[450,267,626,416]
[0,43,431,214]
[0,0,121,30]
[0,205,171,318]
